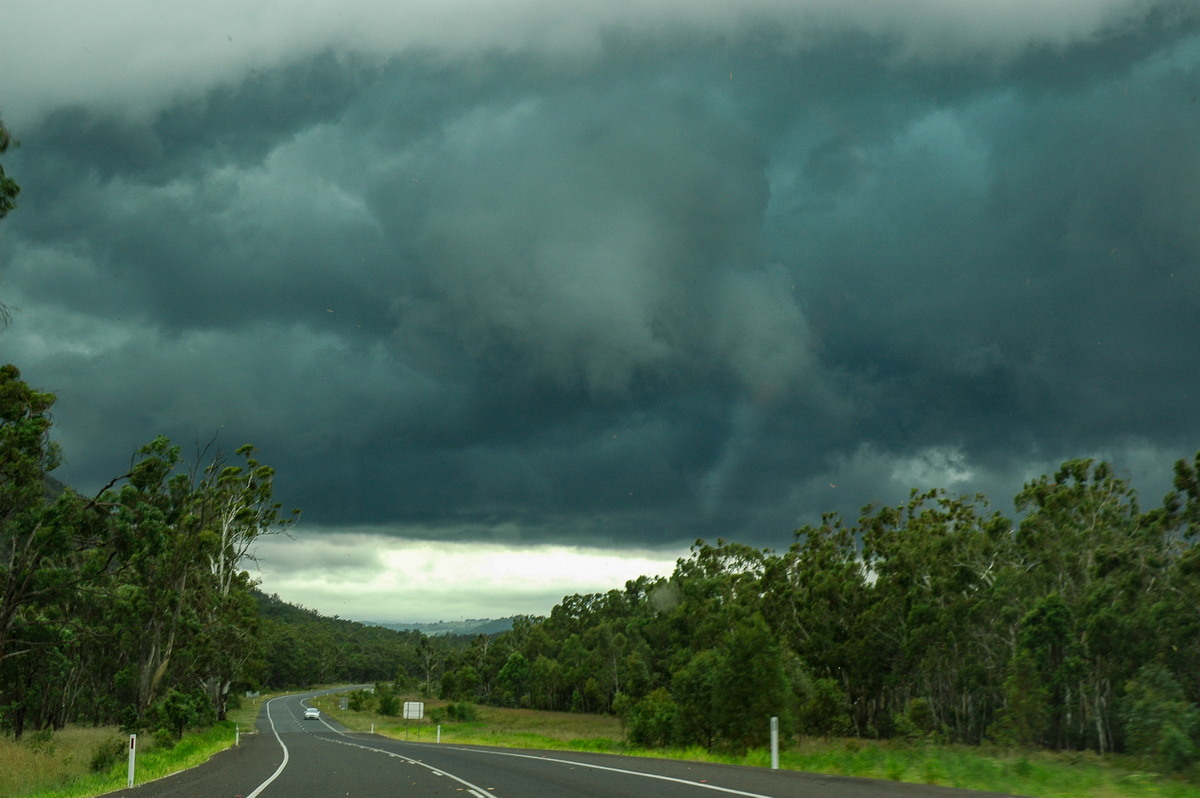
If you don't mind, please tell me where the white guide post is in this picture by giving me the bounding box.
[127,734,137,787]
[770,717,779,770]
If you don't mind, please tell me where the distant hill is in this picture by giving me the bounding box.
[369,617,516,637]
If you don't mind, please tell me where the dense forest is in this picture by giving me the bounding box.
[435,459,1200,769]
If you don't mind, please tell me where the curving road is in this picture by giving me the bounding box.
[102,690,1020,798]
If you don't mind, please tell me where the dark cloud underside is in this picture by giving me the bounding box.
[3,9,1200,548]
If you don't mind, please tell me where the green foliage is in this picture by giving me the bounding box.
[88,737,127,773]
[1119,663,1200,772]
[799,678,852,739]
[347,689,373,711]
[712,613,792,752]
[625,688,678,747]
[0,363,321,737]
[990,650,1050,747]
[376,684,400,717]
[150,688,217,741]
[407,461,1200,758]
[894,698,939,741]
[671,649,722,749]
[497,651,530,707]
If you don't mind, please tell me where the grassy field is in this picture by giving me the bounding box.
[6,690,1199,798]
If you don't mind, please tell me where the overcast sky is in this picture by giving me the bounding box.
[2,1,1199,622]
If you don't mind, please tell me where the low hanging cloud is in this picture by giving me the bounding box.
[1,0,1178,124]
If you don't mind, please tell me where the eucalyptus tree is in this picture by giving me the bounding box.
[860,490,1015,742]
[758,516,872,734]
[0,365,62,665]
[1159,450,1200,710]
[105,437,199,715]
[186,443,296,717]
[1012,459,1171,752]
[0,366,111,735]
[1119,662,1200,771]
[0,368,109,667]
[99,437,296,720]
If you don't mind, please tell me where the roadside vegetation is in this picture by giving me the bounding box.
[9,689,1200,798]
[307,691,1200,798]
[1,722,239,798]
[0,694,274,798]
[421,460,1200,777]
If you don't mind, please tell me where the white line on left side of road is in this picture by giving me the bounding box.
[245,697,291,798]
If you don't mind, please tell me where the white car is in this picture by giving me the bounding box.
[303,706,320,720]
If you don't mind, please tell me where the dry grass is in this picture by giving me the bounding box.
[306,693,623,746]
[0,727,129,797]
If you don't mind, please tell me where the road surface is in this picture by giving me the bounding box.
[102,689,1021,797]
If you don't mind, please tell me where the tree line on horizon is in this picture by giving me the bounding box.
[431,456,1200,770]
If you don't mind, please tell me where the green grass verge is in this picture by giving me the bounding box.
[6,721,240,798]
[309,693,1200,798]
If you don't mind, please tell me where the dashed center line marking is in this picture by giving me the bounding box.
[310,728,496,796]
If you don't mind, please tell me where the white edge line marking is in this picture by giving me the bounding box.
[245,697,290,798]
[448,747,776,798]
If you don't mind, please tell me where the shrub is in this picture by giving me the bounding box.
[89,737,127,773]
[799,678,851,739]
[348,689,373,711]
[1119,663,1199,772]
[150,687,216,741]
[376,685,400,717]
[894,697,941,742]
[626,688,678,748]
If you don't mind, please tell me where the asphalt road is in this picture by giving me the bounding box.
[101,690,1023,798]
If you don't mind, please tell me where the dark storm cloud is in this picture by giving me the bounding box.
[3,2,1200,554]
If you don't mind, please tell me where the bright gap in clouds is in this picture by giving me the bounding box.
[250,530,690,623]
